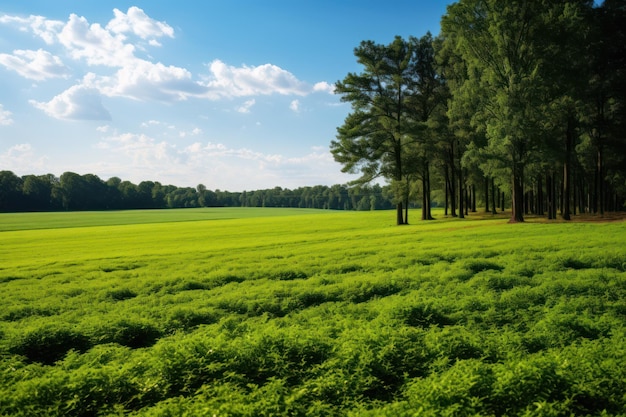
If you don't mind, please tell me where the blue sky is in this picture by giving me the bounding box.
[0,1,452,191]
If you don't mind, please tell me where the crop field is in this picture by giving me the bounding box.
[0,208,625,416]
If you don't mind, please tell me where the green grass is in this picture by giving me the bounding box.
[0,208,625,416]
[0,207,325,231]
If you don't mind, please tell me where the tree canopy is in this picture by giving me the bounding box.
[332,0,625,224]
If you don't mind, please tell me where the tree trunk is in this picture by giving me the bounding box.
[562,118,573,220]
[459,166,465,219]
[444,166,449,216]
[426,163,434,220]
[547,172,558,220]
[491,178,497,215]
[485,176,490,213]
[572,172,577,216]
[405,199,409,225]
[421,164,434,221]
[546,174,553,219]
[598,148,604,216]
[449,155,457,217]
[471,184,476,212]
[421,176,427,220]
[396,202,404,225]
[546,174,552,220]
[509,162,525,223]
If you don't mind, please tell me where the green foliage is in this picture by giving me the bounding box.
[9,325,92,365]
[0,209,625,415]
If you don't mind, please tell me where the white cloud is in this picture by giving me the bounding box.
[85,60,205,102]
[106,7,174,40]
[0,14,63,44]
[93,129,354,190]
[0,49,70,80]
[313,81,335,94]
[98,132,174,166]
[96,125,110,132]
[237,99,256,113]
[0,104,13,125]
[141,119,161,127]
[289,99,300,113]
[1,9,330,121]
[0,143,48,171]
[1,143,31,161]
[202,59,310,99]
[58,13,135,67]
[30,84,111,120]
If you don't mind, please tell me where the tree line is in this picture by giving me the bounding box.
[0,170,397,212]
[332,0,626,224]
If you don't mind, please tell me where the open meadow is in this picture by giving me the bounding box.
[1,208,625,416]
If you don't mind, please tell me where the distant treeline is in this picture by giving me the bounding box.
[1,169,624,215]
[0,170,397,212]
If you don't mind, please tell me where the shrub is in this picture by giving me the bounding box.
[489,356,570,415]
[272,269,308,281]
[93,319,162,348]
[106,288,137,301]
[11,326,92,364]
[1,305,58,321]
[425,326,484,362]
[402,359,496,415]
[178,280,210,291]
[343,281,402,303]
[166,307,219,331]
[464,259,504,274]
[397,303,454,328]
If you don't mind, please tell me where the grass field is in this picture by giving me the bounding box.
[1,208,625,416]
[0,207,325,232]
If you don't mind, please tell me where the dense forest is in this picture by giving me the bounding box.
[332,0,626,224]
[1,1,625,220]
[0,170,396,212]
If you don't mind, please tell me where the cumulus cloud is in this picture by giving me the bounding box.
[85,60,205,102]
[1,8,332,121]
[58,13,135,67]
[289,99,300,113]
[201,59,309,99]
[30,84,111,120]
[0,14,63,44]
[106,7,174,40]
[0,104,13,125]
[313,81,335,94]
[0,49,70,80]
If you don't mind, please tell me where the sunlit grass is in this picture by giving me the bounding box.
[0,208,624,416]
[0,207,326,232]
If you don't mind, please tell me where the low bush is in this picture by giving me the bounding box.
[91,319,163,348]
[106,288,137,301]
[10,326,92,364]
